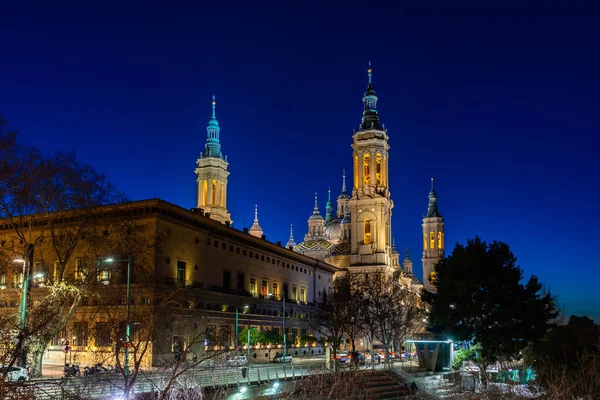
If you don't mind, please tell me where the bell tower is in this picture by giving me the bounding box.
[195,96,232,225]
[348,63,394,270]
[422,178,444,292]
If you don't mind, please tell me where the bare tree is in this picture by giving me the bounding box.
[0,118,125,374]
[309,283,350,372]
[354,270,425,366]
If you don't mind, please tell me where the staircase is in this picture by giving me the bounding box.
[360,370,410,399]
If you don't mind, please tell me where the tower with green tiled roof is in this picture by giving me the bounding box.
[422,177,444,292]
[195,96,232,225]
[348,63,394,271]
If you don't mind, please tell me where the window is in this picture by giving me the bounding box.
[220,182,224,207]
[53,261,60,282]
[261,255,265,261]
[272,282,280,299]
[75,259,83,281]
[376,154,382,185]
[141,297,151,305]
[363,153,370,184]
[207,238,211,245]
[223,270,231,289]
[364,219,371,244]
[438,232,444,249]
[243,249,247,256]
[283,283,288,299]
[250,277,257,296]
[237,272,245,291]
[261,279,268,297]
[292,285,298,301]
[202,180,208,206]
[73,322,88,346]
[229,245,233,252]
[52,328,67,346]
[300,287,306,303]
[212,180,217,205]
[236,247,240,254]
[430,232,435,249]
[177,261,186,284]
[354,156,359,188]
[0,273,5,286]
[214,240,219,247]
[249,251,253,258]
[423,233,427,250]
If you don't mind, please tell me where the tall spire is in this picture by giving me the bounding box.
[286,223,297,249]
[360,62,382,131]
[203,95,224,159]
[342,169,347,193]
[325,187,334,224]
[426,177,441,218]
[249,204,264,238]
[403,246,413,274]
[313,193,319,213]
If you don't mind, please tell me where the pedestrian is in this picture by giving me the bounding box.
[410,381,418,394]
[241,366,247,378]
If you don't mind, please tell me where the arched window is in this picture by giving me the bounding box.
[220,183,224,207]
[212,180,217,205]
[376,154,382,185]
[438,232,443,249]
[430,232,435,249]
[423,233,427,250]
[363,154,370,185]
[429,271,437,284]
[202,180,208,206]
[354,156,359,188]
[364,219,371,244]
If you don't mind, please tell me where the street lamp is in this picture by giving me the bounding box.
[102,255,132,377]
[235,305,249,351]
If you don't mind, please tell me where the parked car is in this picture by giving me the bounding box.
[227,355,248,366]
[332,351,349,363]
[273,353,292,363]
[1,365,29,382]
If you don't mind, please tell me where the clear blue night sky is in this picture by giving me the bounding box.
[1,1,599,321]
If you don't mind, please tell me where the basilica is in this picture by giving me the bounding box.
[195,65,446,293]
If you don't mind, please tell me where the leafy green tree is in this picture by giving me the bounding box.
[238,327,263,346]
[261,329,283,345]
[422,237,558,385]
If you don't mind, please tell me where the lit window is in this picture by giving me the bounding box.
[75,259,83,281]
[363,154,370,184]
[364,219,371,245]
[272,282,280,299]
[261,279,268,297]
[292,285,298,301]
[202,180,208,206]
[376,154,382,185]
[250,277,257,296]
[354,156,359,188]
[429,271,437,284]
[212,180,217,205]
[423,234,427,250]
[220,182,224,207]
[430,232,435,249]
[300,287,306,303]
[438,232,443,249]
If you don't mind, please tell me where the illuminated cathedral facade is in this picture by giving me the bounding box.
[196,66,445,291]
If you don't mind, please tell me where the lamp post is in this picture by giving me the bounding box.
[103,255,132,377]
[282,292,287,374]
[235,305,248,351]
[14,244,34,368]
